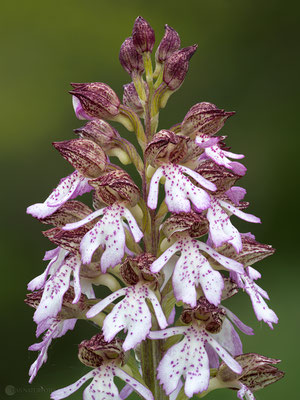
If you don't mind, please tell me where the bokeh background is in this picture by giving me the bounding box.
[1,0,299,399]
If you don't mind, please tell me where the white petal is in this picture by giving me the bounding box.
[150,242,179,273]
[197,242,244,273]
[181,165,216,191]
[148,326,186,340]
[51,369,96,399]
[147,167,163,209]
[223,306,254,335]
[212,318,242,357]
[86,287,127,318]
[122,208,143,242]
[219,200,261,224]
[63,209,104,231]
[147,289,168,329]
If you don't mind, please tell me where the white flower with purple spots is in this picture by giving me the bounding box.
[27,170,92,219]
[195,134,246,175]
[148,323,242,397]
[207,197,261,253]
[29,248,83,325]
[29,318,76,383]
[63,203,143,272]
[50,361,154,400]
[151,235,244,307]
[147,163,216,213]
[86,283,168,351]
[231,268,278,328]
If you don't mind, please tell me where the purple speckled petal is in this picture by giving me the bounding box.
[63,208,104,231]
[242,274,278,328]
[28,248,68,291]
[237,383,255,400]
[116,368,154,400]
[102,285,152,351]
[195,134,220,149]
[51,369,97,400]
[156,325,210,397]
[147,289,168,329]
[82,365,119,400]
[29,319,76,383]
[219,200,261,224]
[86,287,127,318]
[180,165,216,191]
[150,242,179,273]
[33,254,80,324]
[172,238,223,307]
[207,198,242,253]
[122,208,143,242]
[148,326,186,340]
[204,144,244,171]
[197,241,244,273]
[206,332,242,374]
[27,171,89,219]
[147,167,164,210]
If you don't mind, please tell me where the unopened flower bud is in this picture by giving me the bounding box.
[162,211,209,239]
[43,226,89,254]
[74,120,121,151]
[70,82,121,120]
[145,129,188,166]
[78,333,124,368]
[119,37,144,75]
[132,16,155,53]
[123,82,144,116]
[89,170,140,207]
[182,102,235,136]
[155,24,181,63]
[120,253,162,287]
[217,233,275,267]
[53,139,106,179]
[181,297,226,333]
[217,353,284,392]
[163,45,197,91]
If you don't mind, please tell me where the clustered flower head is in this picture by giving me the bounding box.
[26,16,284,400]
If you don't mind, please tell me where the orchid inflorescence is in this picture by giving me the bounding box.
[26,16,284,400]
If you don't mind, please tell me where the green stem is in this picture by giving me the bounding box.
[140,65,168,400]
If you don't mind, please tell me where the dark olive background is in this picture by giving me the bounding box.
[1,0,299,399]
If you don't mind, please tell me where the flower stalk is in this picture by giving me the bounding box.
[26,15,284,400]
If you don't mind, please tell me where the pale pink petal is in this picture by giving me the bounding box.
[223,306,254,335]
[72,95,92,120]
[230,161,247,176]
[43,247,60,261]
[86,287,127,318]
[195,134,220,148]
[50,369,96,399]
[223,150,245,159]
[120,385,133,400]
[116,368,154,400]
[167,306,176,325]
[212,318,242,357]
[63,209,104,231]
[225,186,247,206]
[147,167,164,209]
[70,255,83,303]
[247,266,261,281]
[206,333,242,374]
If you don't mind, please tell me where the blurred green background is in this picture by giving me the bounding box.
[1,0,298,399]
